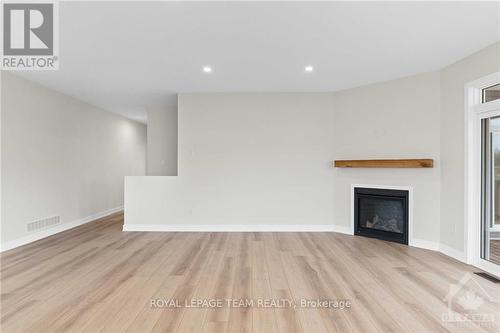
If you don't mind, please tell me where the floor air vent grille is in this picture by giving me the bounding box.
[27,216,61,232]
[474,272,500,283]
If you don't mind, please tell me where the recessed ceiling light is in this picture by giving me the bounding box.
[305,65,314,72]
[203,66,212,73]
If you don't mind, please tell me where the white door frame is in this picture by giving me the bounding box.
[464,70,500,277]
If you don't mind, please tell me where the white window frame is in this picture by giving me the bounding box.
[465,70,500,277]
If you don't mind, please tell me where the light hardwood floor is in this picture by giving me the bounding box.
[1,212,499,333]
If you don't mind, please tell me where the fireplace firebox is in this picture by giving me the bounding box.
[354,187,409,245]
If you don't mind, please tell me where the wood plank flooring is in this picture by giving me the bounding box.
[1,212,499,333]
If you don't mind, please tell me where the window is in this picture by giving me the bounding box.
[481,116,500,265]
[483,83,500,103]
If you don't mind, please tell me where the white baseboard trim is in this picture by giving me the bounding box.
[0,206,123,253]
[439,243,466,263]
[410,238,440,251]
[123,224,354,234]
[329,225,353,235]
[408,239,466,263]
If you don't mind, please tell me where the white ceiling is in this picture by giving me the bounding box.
[14,1,500,123]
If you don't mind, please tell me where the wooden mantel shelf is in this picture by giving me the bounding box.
[333,159,434,168]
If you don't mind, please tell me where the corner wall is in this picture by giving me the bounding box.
[439,41,500,257]
[127,93,337,229]
[1,72,147,250]
[146,107,178,176]
[332,72,441,245]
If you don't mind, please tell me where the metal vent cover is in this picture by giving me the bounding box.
[27,216,60,233]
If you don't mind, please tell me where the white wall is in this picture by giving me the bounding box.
[440,41,500,254]
[146,107,178,176]
[126,93,336,229]
[332,72,441,244]
[1,72,147,248]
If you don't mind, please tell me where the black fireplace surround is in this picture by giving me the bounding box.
[354,187,409,245]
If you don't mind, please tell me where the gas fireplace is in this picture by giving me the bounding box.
[354,187,409,245]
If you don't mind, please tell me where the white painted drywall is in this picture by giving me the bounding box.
[126,93,336,227]
[440,41,500,253]
[332,72,441,243]
[146,107,178,176]
[1,72,147,246]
